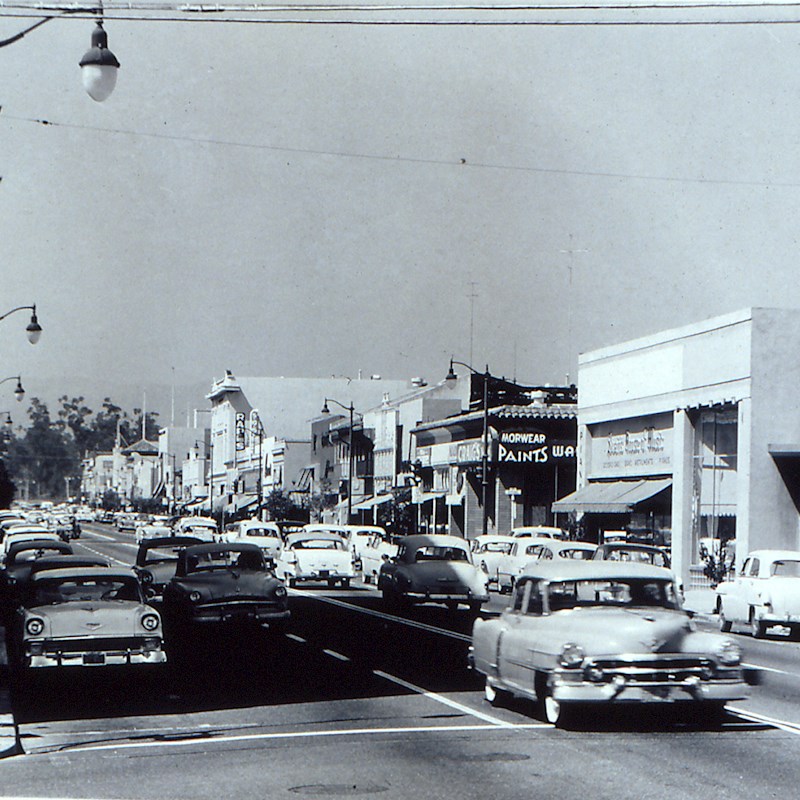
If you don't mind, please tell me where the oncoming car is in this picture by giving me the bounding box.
[276,531,355,588]
[13,567,166,669]
[470,561,749,727]
[377,534,489,612]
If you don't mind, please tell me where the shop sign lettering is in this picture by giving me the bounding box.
[497,431,576,464]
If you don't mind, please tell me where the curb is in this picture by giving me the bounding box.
[0,636,22,758]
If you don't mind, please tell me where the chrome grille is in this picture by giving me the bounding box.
[584,655,716,683]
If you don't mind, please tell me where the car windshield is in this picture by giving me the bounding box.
[142,546,186,566]
[604,548,668,567]
[245,528,278,538]
[413,546,470,562]
[482,542,514,554]
[187,550,263,572]
[771,560,800,578]
[293,539,345,550]
[546,578,681,611]
[557,548,594,560]
[30,576,141,605]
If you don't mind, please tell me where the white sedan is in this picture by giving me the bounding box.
[715,549,800,638]
[276,531,356,588]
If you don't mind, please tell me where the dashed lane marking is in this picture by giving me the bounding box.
[726,706,800,735]
[285,634,306,643]
[322,649,350,662]
[289,589,471,643]
[742,661,799,678]
[372,669,516,727]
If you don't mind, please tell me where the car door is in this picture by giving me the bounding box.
[497,579,543,697]
[728,557,756,622]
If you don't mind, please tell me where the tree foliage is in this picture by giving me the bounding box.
[2,396,160,503]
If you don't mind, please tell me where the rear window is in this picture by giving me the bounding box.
[413,546,469,562]
[771,560,800,578]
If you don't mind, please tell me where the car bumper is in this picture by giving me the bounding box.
[25,647,167,668]
[551,671,748,704]
[189,606,291,625]
[405,591,489,603]
[293,571,353,582]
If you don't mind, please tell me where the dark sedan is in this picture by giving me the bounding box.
[134,536,203,603]
[161,543,290,630]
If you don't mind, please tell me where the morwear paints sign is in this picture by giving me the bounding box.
[497,431,576,464]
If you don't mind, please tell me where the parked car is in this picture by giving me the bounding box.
[161,543,290,630]
[173,516,219,542]
[509,526,566,540]
[593,542,671,569]
[360,533,401,585]
[276,531,356,588]
[525,541,598,563]
[377,534,489,612]
[470,560,749,727]
[134,536,203,602]
[222,520,282,566]
[11,566,167,669]
[496,537,560,593]
[1,529,60,563]
[715,549,800,638]
[470,535,518,590]
[115,513,139,533]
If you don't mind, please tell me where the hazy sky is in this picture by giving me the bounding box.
[4,2,800,420]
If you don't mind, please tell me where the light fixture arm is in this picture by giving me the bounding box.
[321,397,358,523]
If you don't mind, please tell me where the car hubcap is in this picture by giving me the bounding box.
[544,695,561,725]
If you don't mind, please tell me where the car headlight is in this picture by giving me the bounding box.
[716,639,741,666]
[558,643,585,668]
[140,571,153,585]
[141,613,160,632]
[189,591,202,603]
[26,618,45,636]
[275,585,287,598]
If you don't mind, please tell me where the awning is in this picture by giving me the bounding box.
[552,478,672,514]
[354,494,393,511]
[412,487,447,504]
[185,496,209,512]
[234,494,259,513]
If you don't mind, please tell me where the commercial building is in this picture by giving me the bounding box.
[552,307,800,587]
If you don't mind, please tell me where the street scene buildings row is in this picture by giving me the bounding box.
[80,307,800,587]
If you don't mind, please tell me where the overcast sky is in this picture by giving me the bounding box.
[3,2,800,420]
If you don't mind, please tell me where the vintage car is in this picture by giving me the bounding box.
[135,524,173,545]
[360,533,401,585]
[276,531,356,588]
[115,513,140,533]
[1,529,61,563]
[222,520,283,565]
[134,536,204,603]
[471,535,524,590]
[509,526,566,540]
[0,539,74,616]
[173,516,219,542]
[12,566,166,669]
[715,549,800,638]
[525,541,598,563]
[496,537,561,593]
[470,561,748,727]
[377,534,489,612]
[593,542,671,569]
[161,542,290,629]
[303,523,387,568]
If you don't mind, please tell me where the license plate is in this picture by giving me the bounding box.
[320,570,330,577]
[83,652,105,665]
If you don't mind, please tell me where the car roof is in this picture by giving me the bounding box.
[28,556,110,573]
[746,550,800,561]
[473,535,518,544]
[398,534,470,549]
[517,560,674,582]
[598,542,661,552]
[285,531,345,544]
[6,539,71,556]
[181,542,262,555]
[139,536,204,549]
[30,566,136,581]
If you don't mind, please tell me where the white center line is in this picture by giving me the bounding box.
[285,633,306,643]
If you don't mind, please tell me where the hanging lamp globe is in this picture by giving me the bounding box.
[79,22,120,102]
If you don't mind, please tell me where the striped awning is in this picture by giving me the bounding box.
[552,478,672,514]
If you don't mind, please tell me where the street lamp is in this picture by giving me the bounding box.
[0,13,119,102]
[0,376,25,403]
[0,305,42,344]
[445,358,491,537]
[321,398,358,524]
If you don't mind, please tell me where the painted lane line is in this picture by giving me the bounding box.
[75,542,129,567]
[36,722,548,756]
[726,706,800,735]
[290,589,471,643]
[742,661,799,678]
[372,669,515,727]
[285,634,306,643]
[323,649,350,662]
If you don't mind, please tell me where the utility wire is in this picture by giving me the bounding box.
[2,110,798,188]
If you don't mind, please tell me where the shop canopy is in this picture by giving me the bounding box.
[552,478,672,514]
[354,495,393,511]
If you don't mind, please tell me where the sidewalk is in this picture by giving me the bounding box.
[0,628,21,758]
[682,587,717,618]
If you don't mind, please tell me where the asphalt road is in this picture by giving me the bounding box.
[1,523,800,800]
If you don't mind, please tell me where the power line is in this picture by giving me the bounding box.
[2,111,799,188]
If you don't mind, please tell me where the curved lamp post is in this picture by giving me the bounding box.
[0,376,25,403]
[191,439,212,515]
[321,398,358,524]
[445,358,491,537]
[0,305,42,344]
[0,13,119,102]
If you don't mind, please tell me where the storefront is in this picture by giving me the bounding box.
[553,308,800,587]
